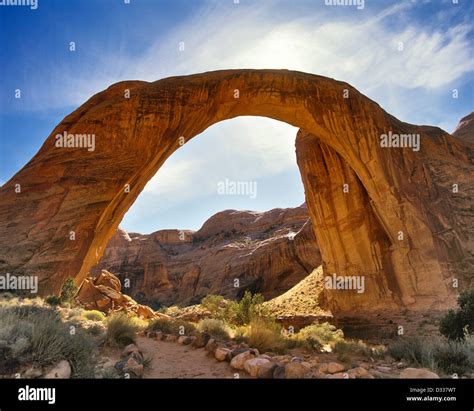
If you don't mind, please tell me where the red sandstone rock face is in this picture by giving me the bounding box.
[0,69,472,316]
[452,112,474,145]
[76,269,157,319]
[91,205,321,306]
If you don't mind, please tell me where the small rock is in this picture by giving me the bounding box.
[285,362,309,379]
[215,347,232,362]
[121,343,140,357]
[178,336,193,345]
[257,362,278,379]
[244,358,272,377]
[290,356,303,363]
[24,366,42,379]
[347,367,371,379]
[164,334,178,342]
[230,351,255,370]
[376,366,392,373]
[230,347,249,358]
[192,333,210,348]
[123,357,144,378]
[400,368,439,379]
[114,358,127,372]
[326,362,346,374]
[44,360,71,379]
[205,338,218,354]
[273,365,286,379]
[155,331,164,341]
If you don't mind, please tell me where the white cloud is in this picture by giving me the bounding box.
[23,1,474,110]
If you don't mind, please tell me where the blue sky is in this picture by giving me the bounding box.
[1,0,473,233]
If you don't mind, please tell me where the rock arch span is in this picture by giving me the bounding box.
[0,69,472,315]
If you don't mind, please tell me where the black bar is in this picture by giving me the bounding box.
[0,379,472,410]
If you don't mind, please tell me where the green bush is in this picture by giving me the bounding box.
[201,295,226,317]
[197,319,231,340]
[233,291,266,325]
[60,278,78,305]
[45,295,61,307]
[332,340,384,362]
[297,323,344,350]
[83,310,106,322]
[439,290,474,341]
[146,317,196,336]
[388,336,473,376]
[433,342,470,375]
[105,313,139,347]
[0,305,96,377]
[246,316,287,353]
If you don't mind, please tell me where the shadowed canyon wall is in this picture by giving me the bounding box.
[91,205,320,307]
[0,69,472,315]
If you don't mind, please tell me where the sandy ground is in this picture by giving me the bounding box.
[135,336,239,378]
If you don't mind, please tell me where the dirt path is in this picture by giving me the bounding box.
[136,336,238,378]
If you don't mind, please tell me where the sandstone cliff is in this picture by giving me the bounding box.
[452,112,474,145]
[91,205,321,307]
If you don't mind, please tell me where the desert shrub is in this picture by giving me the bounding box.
[232,291,268,325]
[83,310,106,322]
[297,323,344,350]
[388,336,428,365]
[162,305,185,317]
[198,319,231,340]
[60,278,78,305]
[45,295,61,307]
[439,290,474,341]
[388,336,473,376]
[246,316,288,353]
[147,317,196,336]
[332,340,385,362]
[105,313,139,347]
[86,324,104,336]
[0,305,96,377]
[201,295,226,317]
[432,342,470,375]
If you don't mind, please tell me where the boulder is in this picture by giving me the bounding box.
[215,348,232,362]
[123,357,144,378]
[244,358,272,377]
[257,361,278,379]
[95,269,121,291]
[177,336,193,345]
[326,362,346,374]
[347,367,372,379]
[230,351,255,370]
[273,365,286,379]
[205,338,218,354]
[285,362,309,379]
[191,332,210,348]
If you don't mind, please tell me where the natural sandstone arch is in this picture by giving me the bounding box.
[0,69,472,315]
